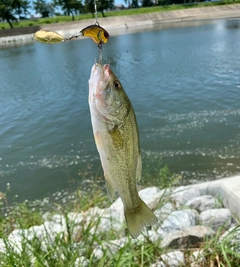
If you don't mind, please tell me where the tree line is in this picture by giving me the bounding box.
[0,0,206,28]
[0,0,117,28]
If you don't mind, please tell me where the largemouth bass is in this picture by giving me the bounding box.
[88,63,158,238]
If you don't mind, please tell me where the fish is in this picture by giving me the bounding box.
[88,63,158,238]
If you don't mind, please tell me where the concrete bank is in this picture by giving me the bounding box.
[190,175,240,217]
[0,4,240,46]
[35,4,240,37]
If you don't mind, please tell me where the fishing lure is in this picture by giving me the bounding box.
[81,24,109,45]
[34,24,109,46]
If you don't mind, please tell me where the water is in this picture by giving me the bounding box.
[0,19,240,202]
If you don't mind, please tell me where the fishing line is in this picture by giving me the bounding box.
[94,0,99,26]
[62,0,99,43]
[34,0,108,65]
[94,0,103,64]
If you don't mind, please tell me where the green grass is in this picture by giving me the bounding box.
[0,0,240,29]
[0,165,240,267]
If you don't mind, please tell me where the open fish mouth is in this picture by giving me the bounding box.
[90,63,111,80]
[90,63,103,80]
[89,63,109,105]
[103,64,111,78]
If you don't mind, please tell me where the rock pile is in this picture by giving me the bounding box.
[0,185,239,266]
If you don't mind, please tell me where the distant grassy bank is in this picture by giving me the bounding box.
[0,0,240,30]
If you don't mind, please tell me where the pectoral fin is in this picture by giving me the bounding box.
[105,175,115,202]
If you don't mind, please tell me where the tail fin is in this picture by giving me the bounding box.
[124,198,158,239]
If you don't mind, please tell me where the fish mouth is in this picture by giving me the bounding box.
[91,63,111,79]
[92,63,111,88]
[103,64,111,78]
[89,63,112,102]
[90,63,104,80]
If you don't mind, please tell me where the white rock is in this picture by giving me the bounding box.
[84,206,105,220]
[139,186,163,209]
[161,225,214,249]
[75,256,90,267]
[93,237,128,259]
[67,212,84,224]
[67,212,84,241]
[0,238,6,253]
[158,209,199,237]
[139,186,161,198]
[147,230,162,244]
[27,219,67,248]
[109,198,125,223]
[171,187,201,206]
[200,208,232,231]
[106,237,128,255]
[185,195,222,212]
[7,229,28,253]
[154,202,175,228]
[153,250,185,267]
[51,214,65,224]
[92,246,104,260]
[42,211,51,221]
[190,249,206,267]
[28,225,46,240]
[219,225,240,253]
[89,208,125,235]
[151,261,166,267]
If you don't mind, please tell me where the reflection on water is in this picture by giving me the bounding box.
[0,19,240,201]
[225,19,240,29]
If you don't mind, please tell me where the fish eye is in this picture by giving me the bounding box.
[114,81,121,89]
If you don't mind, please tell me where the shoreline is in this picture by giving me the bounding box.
[0,4,240,46]
[2,175,240,266]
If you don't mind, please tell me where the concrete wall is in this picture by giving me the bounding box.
[0,26,40,37]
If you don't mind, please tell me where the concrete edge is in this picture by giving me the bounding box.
[186,175,240,217]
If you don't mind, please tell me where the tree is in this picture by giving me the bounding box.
[14,0,30,19]
[124,0,139,7]
[84,0,114,18]
[98,0,114,17]
[0,0,30,28]
[33,0,54,17]
[0,2,16,28]
[141,0,152,7]
[84,0,94,17]
[54,0,83,21]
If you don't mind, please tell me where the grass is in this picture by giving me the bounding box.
[0,0,240,29]
[0,163,240,267]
